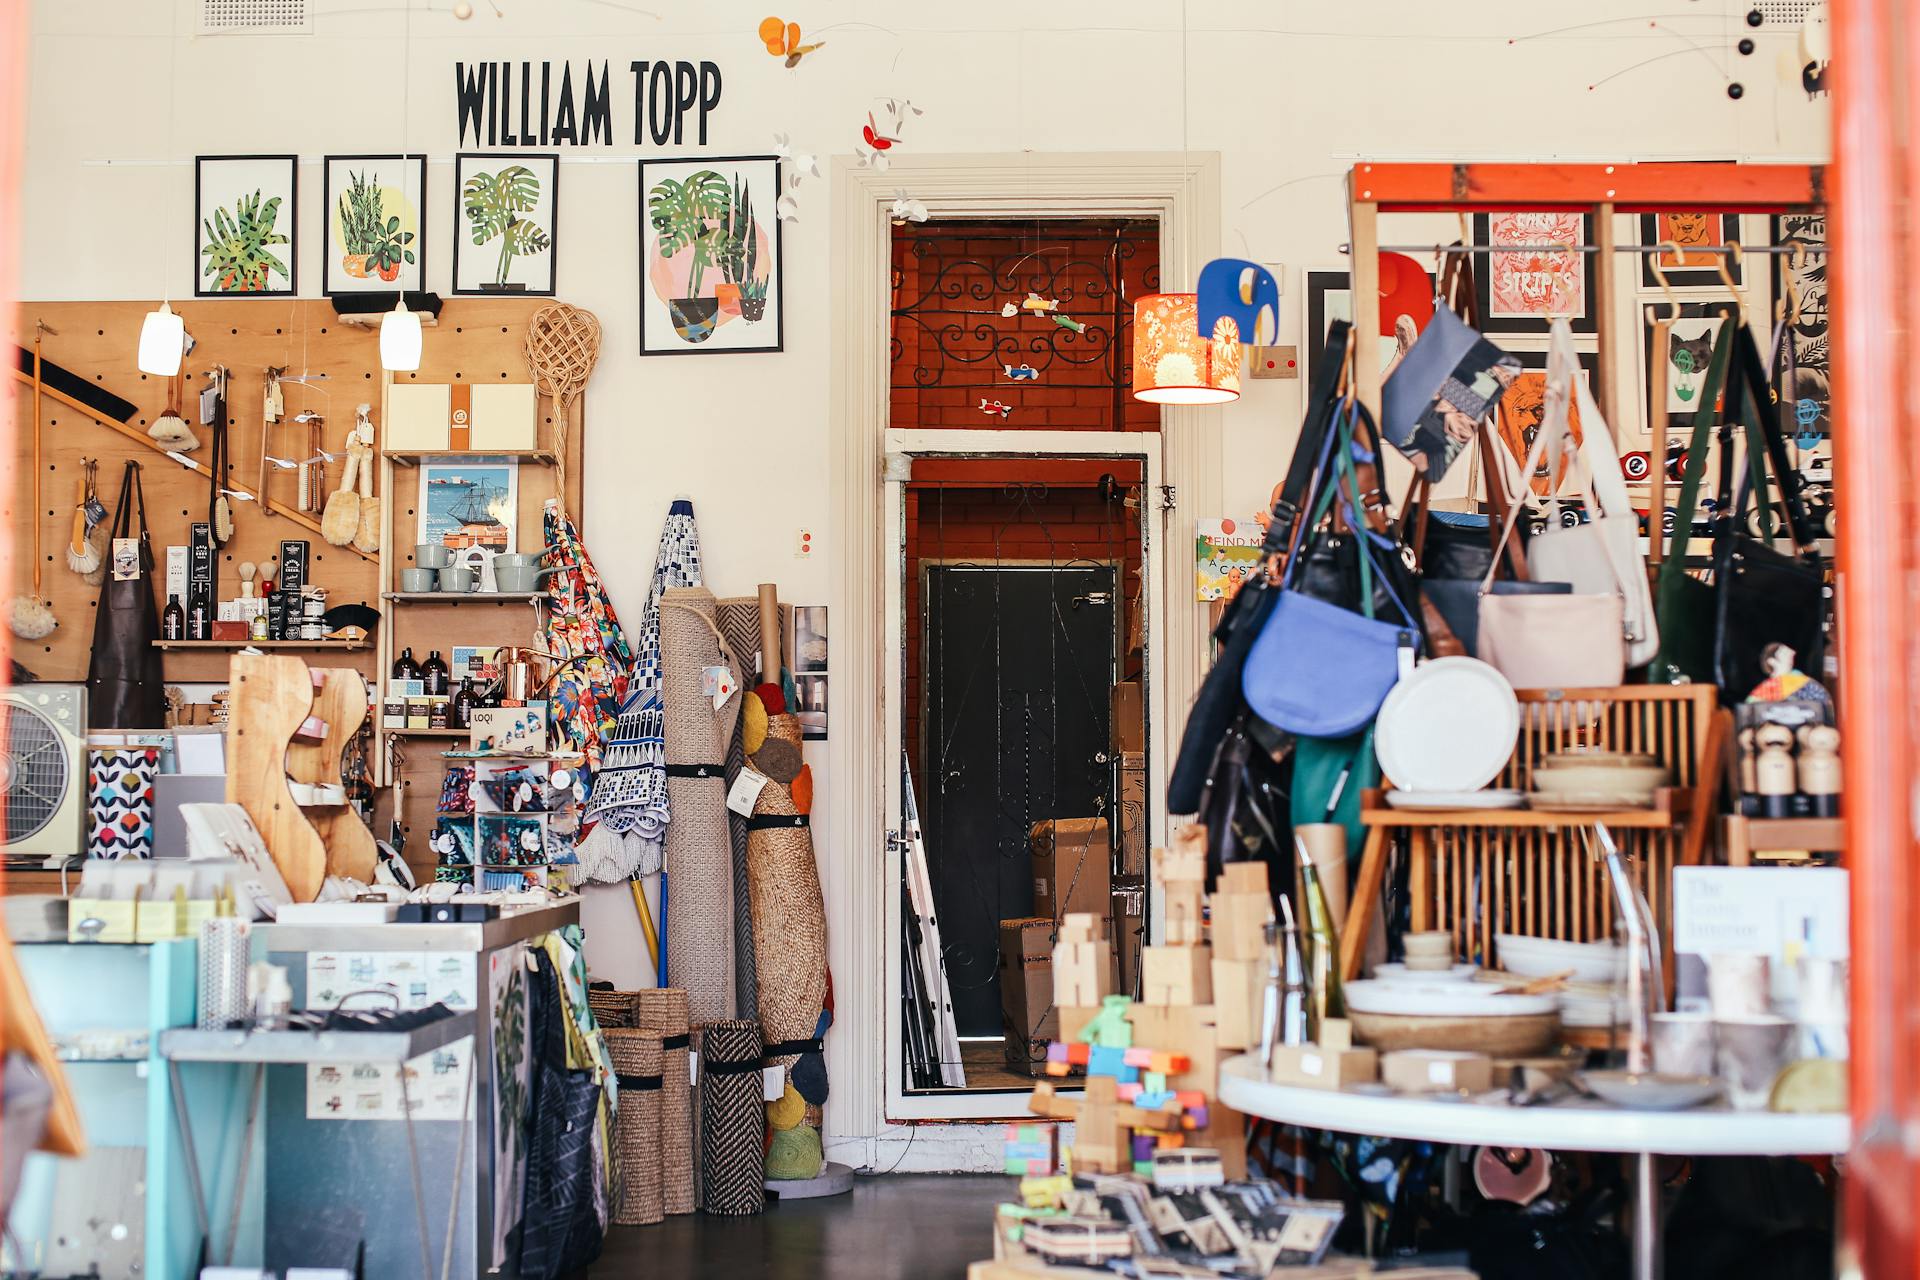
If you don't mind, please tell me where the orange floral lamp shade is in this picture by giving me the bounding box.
[1132,292,1241,405]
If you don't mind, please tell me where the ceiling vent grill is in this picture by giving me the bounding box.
[200,0,311,35]
[1750,1,1818,27]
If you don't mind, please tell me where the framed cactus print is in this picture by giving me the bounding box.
[452,152,558,297]
[195,155,298,297]
[638,155,784,355]
[322,154,427,295]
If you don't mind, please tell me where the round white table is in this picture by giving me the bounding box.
[1219,1055,1848,1280]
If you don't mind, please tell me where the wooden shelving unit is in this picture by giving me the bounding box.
[153,638,368,651]
[381,591,543,603]
[387,726,471,738]
[1722,814,1845,865]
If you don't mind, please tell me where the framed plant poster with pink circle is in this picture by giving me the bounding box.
[1472,212,1597,334]
[638,155,784,355]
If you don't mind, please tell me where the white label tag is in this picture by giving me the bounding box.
[726,768,769,816]
[689,1049,699,1086]
[702,665,738,711]
[763,1066,783,1102]
[1300,1052,1323,1077]
[111,537,141,582]
[1427,1060,1453,1085]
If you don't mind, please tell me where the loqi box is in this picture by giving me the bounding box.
[386,383,538,452]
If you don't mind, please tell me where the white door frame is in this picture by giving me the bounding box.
[826,153,1222,1143]
[882,429,1166,1120]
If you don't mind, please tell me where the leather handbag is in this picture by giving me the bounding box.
[1649,323,1738,685]
[1243,400,1421,736]
[1476,377,1627,690]
[1711,324,1827,700]
[86,461,167,728]
[1168,321,1356,813]
[1523,320,1661,667]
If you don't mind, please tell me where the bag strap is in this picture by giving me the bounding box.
[1482,348,1617,594]
[1732,322,1821,555]
[1260,320,1354,572]
[109,459,137,539]
[1653,322,1737,592]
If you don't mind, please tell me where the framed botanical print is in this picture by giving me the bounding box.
[638,155,783,355]
[1639,213,1744,289]
[322,154,427,295]
[195,155,297,296]
[1471,212,1597,334]
[452,153,558,296]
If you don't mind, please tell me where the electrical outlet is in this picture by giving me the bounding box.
[796,528,815,559]
[1249,345,1299,379]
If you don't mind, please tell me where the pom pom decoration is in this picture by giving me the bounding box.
[792,763,813,815]
[754,682,786,716]
[741,690,770,755]
[766,1081,806,1131]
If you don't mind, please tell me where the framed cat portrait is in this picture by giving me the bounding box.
[1640,213,1744,289]
[1643,302,1734,427]
[1472,212,1598,334]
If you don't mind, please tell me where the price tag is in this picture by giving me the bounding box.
[763,1066,784,1102]
[199,384,218,424]
[1299,1052,1323,1077]
[702,665,738,711]
[1427,1060,1454,1085]
[726,768,769,816]
[111,537,141,582]
[689,1049,699,1087]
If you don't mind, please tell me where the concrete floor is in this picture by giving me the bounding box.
[590,1173,1008,1279]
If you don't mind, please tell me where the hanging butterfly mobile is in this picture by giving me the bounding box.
[759,16,825,67]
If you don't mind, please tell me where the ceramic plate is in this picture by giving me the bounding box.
[1494,933,1624,984]
[1386,789,1526,811]
[1578,1070,1722,1111]
[1372,962,1480,983]
[1343,979,1558,1018]
[1376,657,1520,794]
[1529,789,1658,812]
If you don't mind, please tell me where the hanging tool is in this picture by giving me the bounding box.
[257,365,285,518]
[65,476,98,576]
[10,328,59,639]
[204,367,233,544]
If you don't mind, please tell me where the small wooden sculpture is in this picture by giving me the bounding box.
[1746,642,1834,711]
[1753,724,1797,820]
[1160,825,1208,945]
[1798,725,1842,817]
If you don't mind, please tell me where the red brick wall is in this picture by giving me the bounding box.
[904,458,1144,806]
[890,219,1162,433]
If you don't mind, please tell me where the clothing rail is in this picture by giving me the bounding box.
[1342,242,1826,256]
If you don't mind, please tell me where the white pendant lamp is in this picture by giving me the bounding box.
[138,301,185,377]
[381,296,422,372]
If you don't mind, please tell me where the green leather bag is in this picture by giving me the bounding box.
[1649,323,1737,686]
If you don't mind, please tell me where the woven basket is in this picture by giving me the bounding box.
[698,1019,766,1216]
[661,587,741,1026]
[588,987,635,1030]
[633,988,694,1215]
[605,1029,665,1226]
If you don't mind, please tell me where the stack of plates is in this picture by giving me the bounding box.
[1377,658,1520,809]
[1531,749,1669,810]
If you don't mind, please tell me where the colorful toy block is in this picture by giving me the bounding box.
[1076,994,1134,1048]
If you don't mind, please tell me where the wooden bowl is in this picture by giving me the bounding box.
[1348,1009,1562,1057]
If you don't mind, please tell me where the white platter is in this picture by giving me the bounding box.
[1385,789,1526,811]
[1343,979,1558,1018]
[1372,962,1481,983]
[1376,657,1520,794]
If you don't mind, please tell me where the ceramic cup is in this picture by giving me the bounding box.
[1650,1012,1717,1078]
[440,565,477,593]
[1707,953,1771,1018]
[1796,956,1850,1059]
[400,567,439,592]
[1714,1014,1795,1110]
[1401,931,1453,971]
[415,543,452,570]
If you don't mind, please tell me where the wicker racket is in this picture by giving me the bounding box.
[524,302,602,501]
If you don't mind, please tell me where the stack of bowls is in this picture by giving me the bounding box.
[1401,930,1454,972]
[1531,749,1669,810]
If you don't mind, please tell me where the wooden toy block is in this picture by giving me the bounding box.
[1067,1043,1091,1065]
[1218,861,1269,895]
[1210,956,1265,1049]
[1066,1075,1132,1174]
[1269,1042,1379,1091]
[1117,1081,1143,1102]
[1057,1005,1100,1044]
[1053,938,1115,1007]
[1143,1070,1167,1094]
[1027,1081,1080,1121]
[1060,912,1107,944]
[1159,826,1209,945]
[1076,994,1134,1047]
[1208,891,1274,962]
[1320,1017,1354,1052]
[1142,944,1213,1006]
[1088,1044,1137,1083]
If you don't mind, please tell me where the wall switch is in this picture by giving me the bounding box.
[1249,345,1299,379]
[796,528,815,559]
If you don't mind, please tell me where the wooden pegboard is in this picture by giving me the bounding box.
[9,298,584,686]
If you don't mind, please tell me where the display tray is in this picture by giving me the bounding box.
[160,1008,476,1065]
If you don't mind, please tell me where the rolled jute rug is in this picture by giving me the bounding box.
[632,988,694,1215]
[747,710,829,1076]
[605,1029,665,1226]
[715,597,787,1025]
[698,1019,766,1216]
[659,587,742,1027]
[589,986,635,1029]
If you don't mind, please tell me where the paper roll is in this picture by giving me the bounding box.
[197,917,252,1030]
[1294,823,1350,931]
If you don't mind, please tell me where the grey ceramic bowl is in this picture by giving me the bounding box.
[400,567,438,592]
[415,543,452,570]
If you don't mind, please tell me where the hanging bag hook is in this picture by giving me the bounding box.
[1716,241,1746,325]
[1648,242,1684,325]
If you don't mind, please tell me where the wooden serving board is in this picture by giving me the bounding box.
[224,653,327,901]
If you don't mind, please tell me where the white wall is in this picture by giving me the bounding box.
[21,0,1829,1167]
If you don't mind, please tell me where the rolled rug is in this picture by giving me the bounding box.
[605,1029,665,1226]
[588,986,635,1030]
[659,587,742,1025]
[698,1019,766,1216]
[632,988,694,1216]
[747,711,829,1075]
[715,597,787,1027]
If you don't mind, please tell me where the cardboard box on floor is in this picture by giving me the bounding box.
[1116,752,1146,876]
[999,917,1057,1074]
[1029,818,1113,925]
[1110,681,1143,755]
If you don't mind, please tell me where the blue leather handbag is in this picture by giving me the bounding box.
[1241,403,1420,737]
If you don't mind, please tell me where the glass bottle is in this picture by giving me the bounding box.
[162,594,185,641]
[393,646,421,682]
[421,649,450,697]
[450,677,476,730]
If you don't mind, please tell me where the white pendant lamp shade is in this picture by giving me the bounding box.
[137,301,185,377]
[381,298,423,372]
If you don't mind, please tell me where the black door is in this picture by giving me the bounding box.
[921,564,1115,1037]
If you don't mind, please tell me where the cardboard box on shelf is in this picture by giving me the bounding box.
[1210,957,1264,1050]
[1380,1049,1495,1096]
[1000,917,1057,1075]
[1141,944,1213,1006]
[1110,681,1143,755]
[1269,1042,1380,1091]
[1029,818,1113,925]
[1117,752,1146,876]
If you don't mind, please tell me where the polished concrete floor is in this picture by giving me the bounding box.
[589,1173,1007,1279]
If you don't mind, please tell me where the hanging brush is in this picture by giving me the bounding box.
[81,459,108,586]
[9,331,58,640]
[65,476,98,575]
